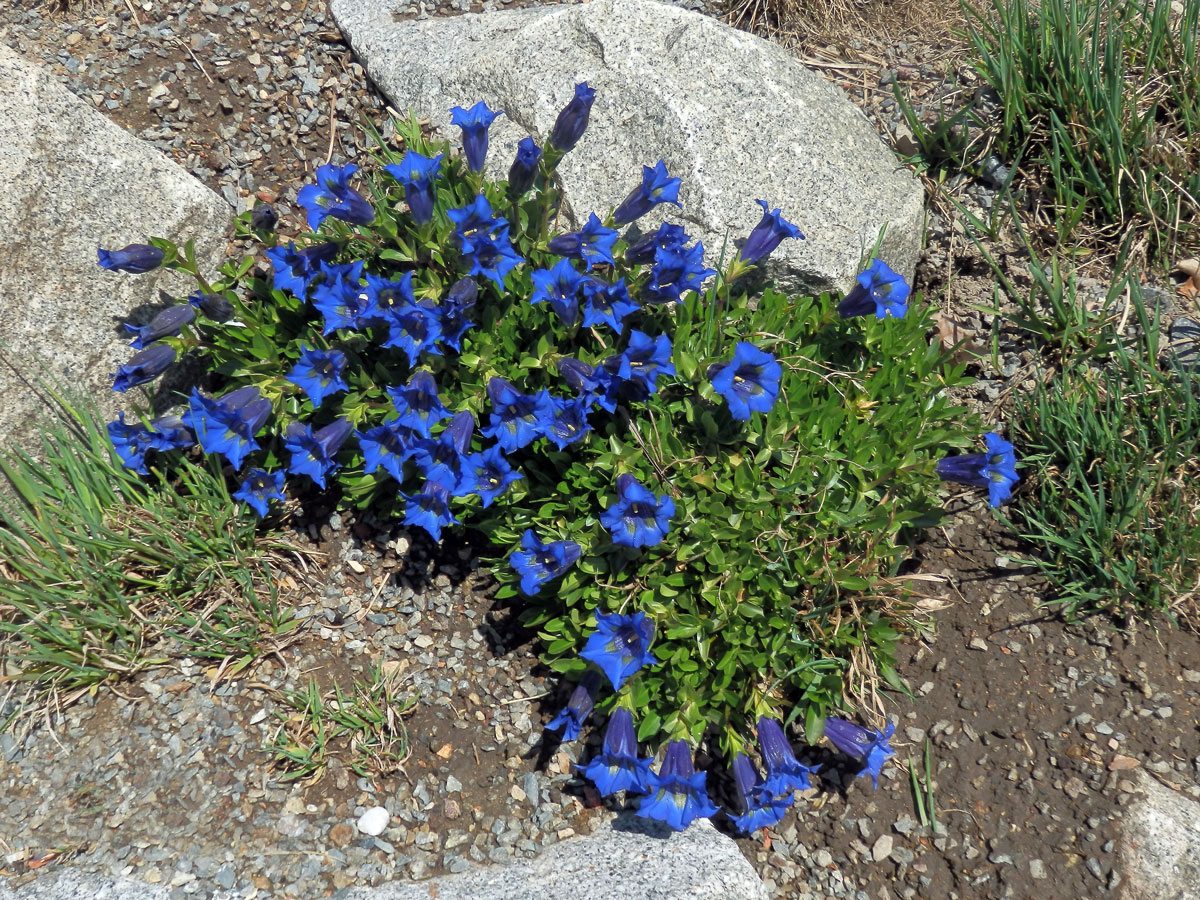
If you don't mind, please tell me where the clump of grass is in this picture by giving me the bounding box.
[266,666,415,783]
[0,387,308,719]
[1009,279,1200,625]
[910,0,1200,260]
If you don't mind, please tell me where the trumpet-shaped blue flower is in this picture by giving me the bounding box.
[382,301,442,367]
[451,100,502,172]
[111,343,176,393]
[581,278,638,333]
[386,371,452,437]
[311,260,370,334]
[108,413,194,474]
[729,753,793,835]
[548,213,619,271]
[125,305,195,350]
[837,258,910,320]
[643,239,714,304]
[543,395,592,450]
[559,357,621,413]
[297,163,375,230]
[464,445,522,507]
[286,346,349,408]
[284,418,352,489]
[738,200,804,264]
[414,411,476,497]
[385,151,443,224]
[402,479,458,541]
[182,386,271,469]
[233,468,286,518]
[265,241,338,297]
[510,529,581,595]
[611,331,675,396]
[358,419,424,483]
[625,222,689,265]
[936,432,1020,507]
[601,473,675,548]
[580,610,658,690]
[546,673,598,742]
[823,717,896,789]
[438,276,477,352]
[98,243,164,274]
[636,741,719,831]
[581,707,654,796]
[507,136,542,196]
[549,81,595,153]
[710,342,782,420]
[481,377,552,452]
[613,160,682,226]
[757,717,818,795]
[531,259,585,326]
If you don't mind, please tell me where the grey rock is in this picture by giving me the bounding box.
[0,44,230,465]
[330,0,922,296]
[1121,770,1200,900]
[1170,316,1200,370]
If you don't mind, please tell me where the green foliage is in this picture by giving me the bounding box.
[266,665,415,782]
[0,388,303,706]
[117,109,977,754]
[1010,279,1200,622]
[902,0,1200,258]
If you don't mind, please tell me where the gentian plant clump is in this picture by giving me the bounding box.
[99,83,1019,832]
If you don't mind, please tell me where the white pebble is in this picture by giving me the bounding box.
[356,806,390,836]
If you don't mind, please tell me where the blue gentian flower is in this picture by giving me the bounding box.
[509,528,581,595]
[386,371,452,437]
[543,394,592,450]
[311,260,369,334]
[111,343,176,393]
[531,259,585,326]
[264,241,338,296]
[612,160,682,226]
[385,151,444,224]
[625,222,689,265]
[297,163,375,231]
[757,717,818,795]
[507,136,542,196]
[285,346,349,409]
[936,432,1020,507]
[581,278,638,333]
[837,258,910,319]
[250,203,278,233]
[581,707,654,797]
[729,753,793,835]
[481,377,552,452]
[188,291,234,322]
[414,411,476,497]
[402,479,458,541]
[612,331,675,396]
[97,243,164,274]
[438,276,477,352]
[600,473,675,549]
[107,413,194,474]
[359,419,424,483]
[283,418,353,489]
[823,717,896,789]
[547,213,619,270]
[580,610,658,690]
[380,300,442,367]
[233,469,286,518]
[448,195,524,287]
[738,200,804,264]
[636,741,719,831]
[643,239,714,305]
[710,342,782,420]
[125,305,196,350]
[546,673,598,742]
[464,445,523,507]
[450,100,502,172]
[182,386,271,469]
[548,81,596,153]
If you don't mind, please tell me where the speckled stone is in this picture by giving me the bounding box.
[0,43,230,462]
[1120,770,1200,900]
[330,0,923,297]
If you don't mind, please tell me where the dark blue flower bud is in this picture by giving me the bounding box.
[250,203,279,232]
[124,304,196,350]
[548,82,596,153]
[507,136,542,196]
[98,243,164,274]
[111,343,176,392]
[188,291,234,322]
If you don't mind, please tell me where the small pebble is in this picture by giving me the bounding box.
[356,807,390,837]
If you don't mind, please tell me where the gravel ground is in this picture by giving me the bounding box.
[2,2,1200,899]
